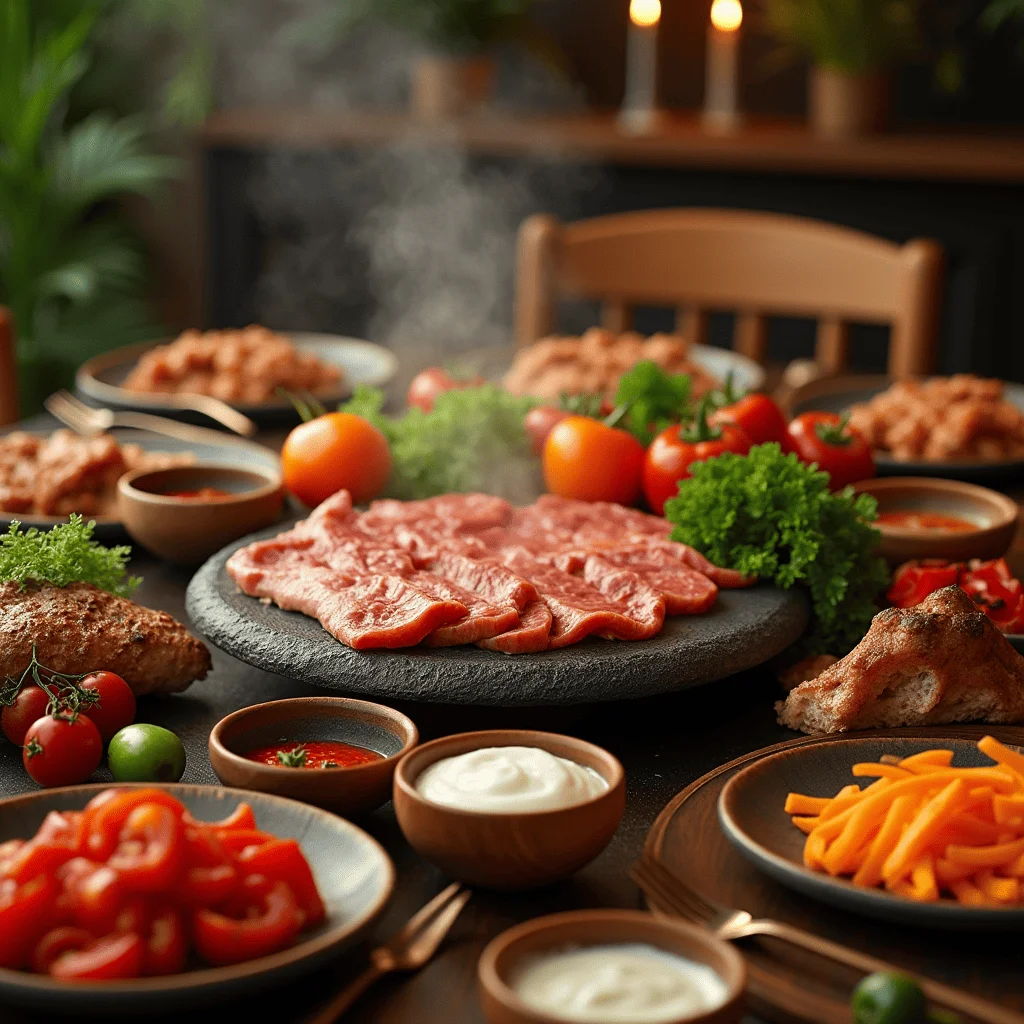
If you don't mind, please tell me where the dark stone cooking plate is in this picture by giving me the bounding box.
[187,525,809,706]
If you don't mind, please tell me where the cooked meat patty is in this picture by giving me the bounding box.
[777,586,1024,734]
[0,581,211,695]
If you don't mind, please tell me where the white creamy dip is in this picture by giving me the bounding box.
[414,745,608,812]
[511,943,728,1024]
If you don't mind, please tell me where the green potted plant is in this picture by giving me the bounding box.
[760,0,919,137]
[294,0,539,116]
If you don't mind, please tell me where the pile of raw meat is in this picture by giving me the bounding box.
[226,492,752,653]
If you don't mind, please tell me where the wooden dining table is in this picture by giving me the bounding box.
[2,412,1023,1024]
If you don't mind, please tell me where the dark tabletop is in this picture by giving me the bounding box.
[0,548,792,1023]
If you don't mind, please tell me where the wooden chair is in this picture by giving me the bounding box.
[514,209,944,377]
[0,307,17,426]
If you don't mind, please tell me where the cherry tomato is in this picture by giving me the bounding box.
[887,561,961,608]
[2,686,53,746]
[107,804,184,893]
[2,811,84,883]
[78,672,136,743]
[238,839,325,926]
[543,416,645,505]
[183,802,256,832]
[62,862,124,933]
[142,906,188,976]
[643,412,752,516]
[48,930,144,981]
[787,412,875,490]
[86,789,201,861]
[0,875,58,968]
[711,393,792,450]
[31,926,95,975]
[192,879,304,966]
[282,412,391,507]
[524,406,569,455]
[22,714,102,788]
[406,367,484,412]
[176,827,237,906]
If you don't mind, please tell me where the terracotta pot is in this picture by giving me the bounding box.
[809,67,889,140]
[410,54,496,118]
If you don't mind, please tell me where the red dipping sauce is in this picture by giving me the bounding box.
[245,740,383,770]
[876,511,976,533]
[160,487,235,501]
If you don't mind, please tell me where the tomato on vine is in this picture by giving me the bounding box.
[79,672,136,743]
[23,715,103,788]
[787,411,875,490]
[2,687,52,746]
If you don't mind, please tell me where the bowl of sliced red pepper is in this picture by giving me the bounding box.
[0,783,394,1012]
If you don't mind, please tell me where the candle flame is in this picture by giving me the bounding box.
[630,0,661,28]
[710,0,742,31]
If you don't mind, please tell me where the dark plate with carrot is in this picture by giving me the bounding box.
[719,735,1024,928]
[0,783,393,1012]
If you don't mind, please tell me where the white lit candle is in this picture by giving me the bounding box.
[703,0,743,131]
[619,0,662,133]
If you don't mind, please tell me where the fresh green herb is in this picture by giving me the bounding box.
[0,516,139,596]
[664,443,889,656]
[0,645,100,724]
[277,746,308,768]
[341,384,539,501]
[611,361,693,445]
[558,392,606,418]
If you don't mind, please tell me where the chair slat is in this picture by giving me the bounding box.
[816,318,849,374]
[676,308,708,347]
[734,312,767,364]
[601,301,632,333]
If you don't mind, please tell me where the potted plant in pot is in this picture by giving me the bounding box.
[295,0,539,117]
[761,0,919,138]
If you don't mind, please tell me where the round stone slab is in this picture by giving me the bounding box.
[186,528,809,706]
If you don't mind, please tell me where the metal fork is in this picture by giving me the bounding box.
[305,882,472,1024]
[45,390,257,444]
[633,856,1024,1024]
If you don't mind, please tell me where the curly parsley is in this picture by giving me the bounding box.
[0,516,139,596]
[664,443,889,656]
[342,384,538,501]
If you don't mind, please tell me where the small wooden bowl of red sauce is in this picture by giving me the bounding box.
[209,697,419,817]
[853,477,1019,565]
[118,464,284,564]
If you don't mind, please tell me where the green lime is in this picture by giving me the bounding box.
[107,724,186,783]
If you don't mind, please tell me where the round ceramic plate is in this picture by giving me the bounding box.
[0,782,394,1012]
[456,343,766,397]
[790,375,1024,483]
[0,427,281,541]
[718,735,1024,928]
[185,525,809,707]
[75,333,399,424]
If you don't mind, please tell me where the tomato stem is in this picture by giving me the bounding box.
[679,396,722,444]
[815,413,854,448]
[276,746,308,768]
[0,644,101,724]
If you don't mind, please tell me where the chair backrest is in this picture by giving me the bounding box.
[514,208,944,377]
[0,307,17,427]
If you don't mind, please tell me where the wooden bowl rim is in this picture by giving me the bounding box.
[118,463,283,507]
[394,729,625,820]
[477,908,746,1024]
[209,696,419,779]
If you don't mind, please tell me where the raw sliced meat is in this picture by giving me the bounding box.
[361,493,512,534]
[428,551,538,610]
[477,600,553,654]
[590,548,718,614]
[578,555,666,640]
[413,572,520,647]
[638,538,754,589]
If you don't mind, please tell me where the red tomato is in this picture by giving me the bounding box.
[643,416,752,516]
[142,906,188,976]
[213,828,276,856]
[79,672,136,743]
[406,367,484,412]
[887,561,961,608]
[183,802,256,832]
[711,393,792,450]
[32,926,95,975]
[192,879,304,966]
[48,931,144,981]
[238,839,325,926]
[543,416,646,505]
[177,827,237,906]
[787,412,875,490]
[63,863,124,933]
[107,804,183,893]
[0,875,58,968]
[22,714,102,788]
[281,412,391,507]
[524,406,569,455]
[2,811,84,883]
[2,686,52,746]
[85,789,188,861]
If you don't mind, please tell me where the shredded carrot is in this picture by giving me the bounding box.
[785,793,830,815]
[791,815,820,835]
[978,735,1024,784]
[976,870,1020,903]
[945,836,1024,868]
[852,763,914,780]
[899,749,955,772]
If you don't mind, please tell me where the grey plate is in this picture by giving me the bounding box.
[0,782,394,1013]
[185,524,809,707]
[75,333,399,425]
[0,427,281,541]
[719,735,1024,929]
[791,377,1024,483]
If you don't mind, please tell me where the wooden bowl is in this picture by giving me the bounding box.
[209,697,418,817]
[478,909,746,1024]
[118,464,284,564]
[393,729,625,890]
[852,477,1019,565]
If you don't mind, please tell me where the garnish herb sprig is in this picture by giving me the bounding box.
[276,746,308,768]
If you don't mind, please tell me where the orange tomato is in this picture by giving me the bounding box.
[542,416,645,505]
[281,412,391,507]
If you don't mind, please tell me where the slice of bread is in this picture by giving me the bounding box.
[777,585,1024,735]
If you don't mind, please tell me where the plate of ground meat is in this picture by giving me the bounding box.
[790,374,1024,482]
[76,328,398,425]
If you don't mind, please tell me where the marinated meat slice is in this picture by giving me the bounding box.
[579,556,665,640]
[428,551,537,610]
[413,573,520,647]
[477,600,553,654]
[0,582,209,695]
[499,549,657,649]
[633,538,753,590]
[361,494,512,533]
[587,548,718,614]
[226,545,467,649]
